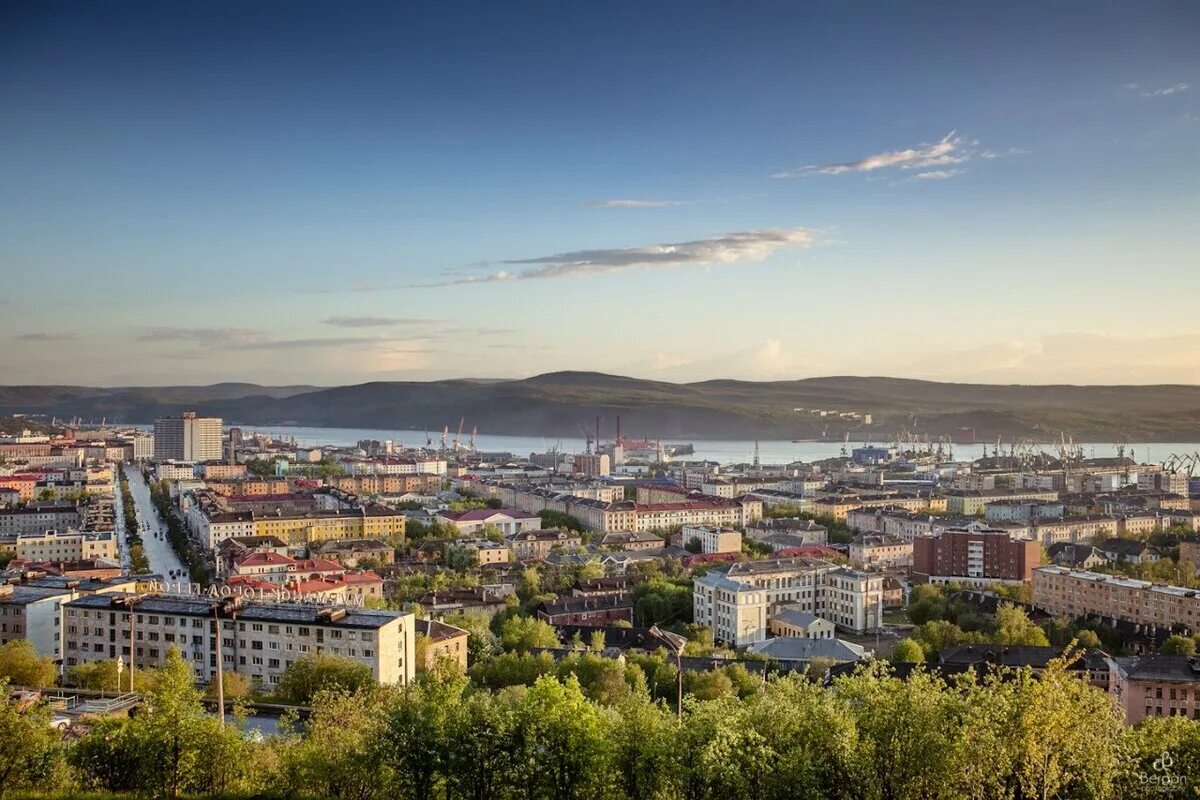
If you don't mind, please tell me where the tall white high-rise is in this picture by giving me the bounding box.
[153,411,222,461]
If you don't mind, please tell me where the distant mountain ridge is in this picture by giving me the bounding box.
[2,372,1199,442]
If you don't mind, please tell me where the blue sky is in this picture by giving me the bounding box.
[2,1,1198,385]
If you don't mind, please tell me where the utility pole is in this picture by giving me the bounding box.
[213,596,242,729]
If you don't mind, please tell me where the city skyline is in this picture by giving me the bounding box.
[3,2,1199,386]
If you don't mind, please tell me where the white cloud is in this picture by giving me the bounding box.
[426,227,818,286]
[1141,82,1190,97]
[774,132,973,177]
[915,169,963,180]
[584,199,686,208]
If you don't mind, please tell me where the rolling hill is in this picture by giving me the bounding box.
[2,372,1200,442]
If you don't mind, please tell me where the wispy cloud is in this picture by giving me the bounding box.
[915,169,963,180]
[774,132,973,177]
[135,326,263,343]
[1126,82,1191,97]
[422,227,818,286]
[584,199,686,208]
[323,315,430,328]
[16,332,79,342]
[227,337,398,351]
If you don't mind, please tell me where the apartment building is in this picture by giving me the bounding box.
[454,538,511,565]
[341,456,447,476]
[673,525,742,554]
[186,489,407,549]
[16,529,118,562]
[1111,654,1200,724]
[745,517,829,545]
[0,502,81,538]
[156,462,198,481]
[154,412,223,462]
[811,492,946,522]
[507,529,583,560]
[1028,515,1119,546]
[693,557,885,646]
[0,584,71,661]
[1032,566,1200,632]
[943,489,1059,516]
[912,527,1042,585]
[984,500,1064,523]
[63,593,415,686]
[414,618,469,671]
[848,534,913,569]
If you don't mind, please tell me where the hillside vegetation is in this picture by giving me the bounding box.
[2,372,1200,441]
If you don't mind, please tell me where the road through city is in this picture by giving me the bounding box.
[121,464,188,581]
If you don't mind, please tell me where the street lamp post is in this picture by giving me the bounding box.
[649,625,688,720]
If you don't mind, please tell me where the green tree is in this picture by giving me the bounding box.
[281,687,389,800]
[0,640,56,687]
[72,648,259,797]
[275,652,375,705]
[893,638,925,663]
[1161,635,1196,655]
[68,660,157,692]
[610,693,682,800]
[499,615,560,652]
[514,675,613,800]
[443,612,500,664]
[378,667,468,800]
[993,604,1051,647]
[0,680,65,795]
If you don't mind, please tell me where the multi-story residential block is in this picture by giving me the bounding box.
[0,583,72,661]
[186,489,406,549]
[0,502,81,538]
[156,461,198,481]
[63,593,415,686]
[341,456,447,476]
[984,500,1064,523]
[453,538,511,565]
[596,530,664,551]
[15,529,118,562]
[536,594,634,626]
[507,529,583,560]
[693,558,885,646]
[1138,471,1190,495]
[943,489,1059,516]
[912,526,1042,585]
[154,412,223,462]
[414,618,469,671]
[1110,654,1200,724]
[745,517,828,545]
[572,453,610,477]
[848,534,913,569]
[1032,566,1200,633]
[811,492,946,522]
[1028,515,1119,546]
[673,524,742,554]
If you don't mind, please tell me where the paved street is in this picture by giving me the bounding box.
[111,473,133,572]
[121,464,188,580]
